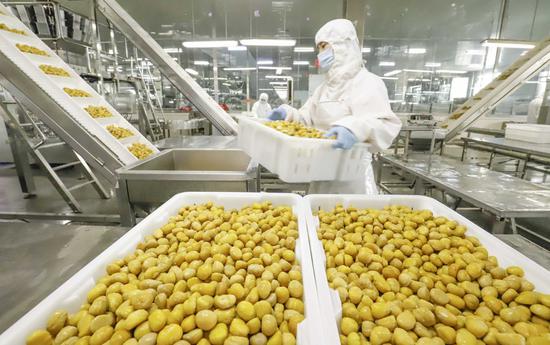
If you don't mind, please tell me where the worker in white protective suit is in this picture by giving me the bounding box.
[251,93,272,118]
[268,19,402,194]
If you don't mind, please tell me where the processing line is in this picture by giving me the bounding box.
[0,2,158,184]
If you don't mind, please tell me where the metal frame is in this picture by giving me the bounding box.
[0,101,109,213]
[95,0,238,135]
[461,137,550,179]
[0,51,125,184]
[0,211,119,223]
[378,154,550,234]
[393,125,444,160]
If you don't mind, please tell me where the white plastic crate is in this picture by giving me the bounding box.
[303,194,550,345]
[0,192,325,345]
[238,117,368,183]
[505,124,550,144]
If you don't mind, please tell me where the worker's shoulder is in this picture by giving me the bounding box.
[351,68,386,88]
[354,68,384,83]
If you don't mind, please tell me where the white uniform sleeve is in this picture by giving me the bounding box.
[332,75,401,152]
[282,87,321,125]
[251,102,259,118]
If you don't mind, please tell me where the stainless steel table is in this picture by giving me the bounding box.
[379,154,550,233]
[462,137,550,178]
[154,136,238,150]
[0,222,127,333]
[462,137,550,158]
[496,234,550,270]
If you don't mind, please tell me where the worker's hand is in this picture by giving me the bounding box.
[325,126,358,149]
[268,106,287,121]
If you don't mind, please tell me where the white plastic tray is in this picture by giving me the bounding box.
[238,117,368,183]
[303,194,550,345]
[0,5,158,164]
[505,124,550,144]
[0,192,324,345]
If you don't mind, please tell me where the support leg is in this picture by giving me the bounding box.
[6,123,36,197]
[33,149,83,213]
[74,151,110,199]
[452,197,462,210]
[488,151,495,169]
[461,141,468,161]
[404,131,411,160]
[490,217,507,234]
[413,178,426,195]
[520,154,530,179]
[510,218,518,235]
[116,180,135,227]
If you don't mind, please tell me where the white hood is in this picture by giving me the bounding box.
[315,19,363,100]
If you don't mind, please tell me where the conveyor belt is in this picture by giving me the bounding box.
[443,36,550,140]
[96,0,238,136]
[0,5,158,183]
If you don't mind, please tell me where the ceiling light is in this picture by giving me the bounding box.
[384,70,402,77]
[481,39,535,49]
[466,49,485,55]
[240,39,296,47]
[407,78,432,81]
[361,47,371,53]
[223,67,257,71]
[381,77,398,80]
[258,88,273,91]
[266,75,292,79]
[185,68,198,76]
[183,40,238,48]
[404,69,432,73]
[294,47,314,52]
[269,81,288,85]
[228,45,247,51]
[379,61,395,67]
[436,69,467,74]
[194,60,209,66]
[222,82,231,86]
[425,62,441,68]
[468,64,484,69]
[257,60,273,65]
[258,66,292,70]
[407,48,426,54]
[293,61,310,65]
[163,47,181,53]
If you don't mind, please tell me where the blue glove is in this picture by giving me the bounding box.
[268,106,287,121]
[325,126,358,149]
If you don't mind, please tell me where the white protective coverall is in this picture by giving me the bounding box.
[280,19,402,194]
[251,93,272,118]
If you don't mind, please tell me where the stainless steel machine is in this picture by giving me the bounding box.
[116,148,258,225]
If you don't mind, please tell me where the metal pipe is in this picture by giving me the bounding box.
[0,211,120,223]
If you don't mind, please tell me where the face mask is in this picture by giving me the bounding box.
[318,47,334,71]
